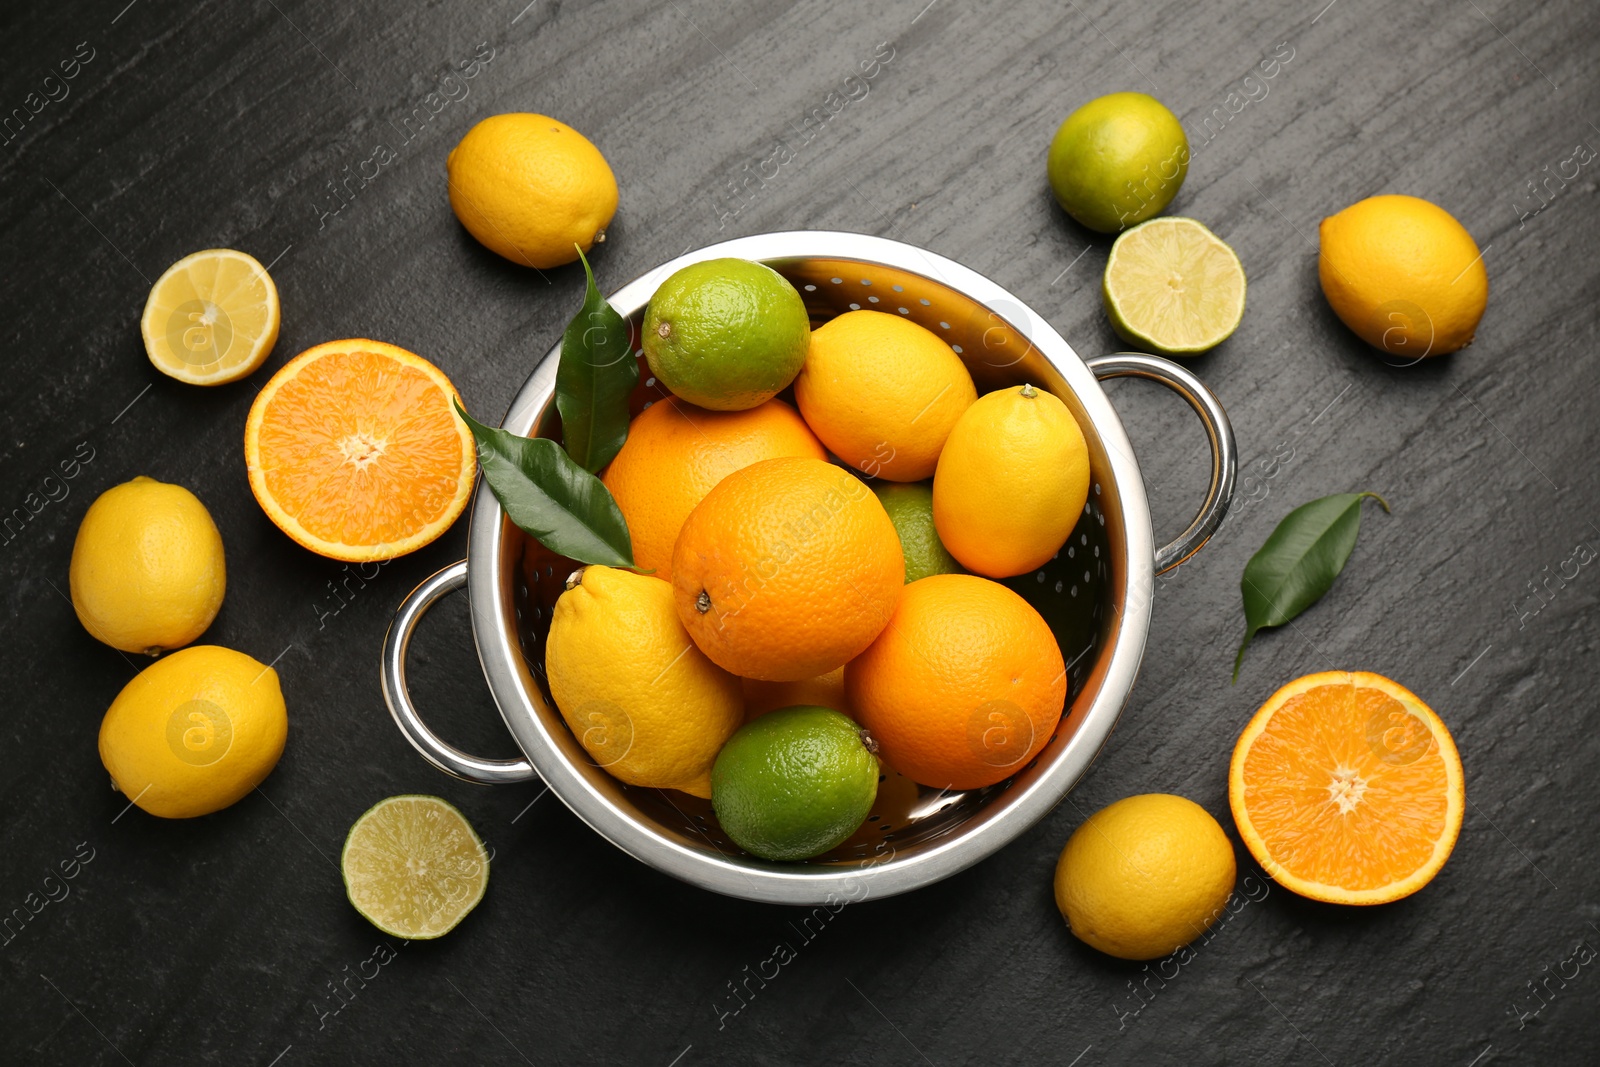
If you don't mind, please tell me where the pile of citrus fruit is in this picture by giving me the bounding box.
[539,254,1090,862]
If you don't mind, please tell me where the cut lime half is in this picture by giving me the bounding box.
[341,795,489,939]
[1103,218,1246,356]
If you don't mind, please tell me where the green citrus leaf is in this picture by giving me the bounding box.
[1233,491,1390,682]
[454,401,636,569]
[555,248,637,472]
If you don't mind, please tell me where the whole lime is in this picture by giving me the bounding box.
[869,480,962,583]
[1047,92,1189,233]
[642,258,810,411]
[711,705,879,861]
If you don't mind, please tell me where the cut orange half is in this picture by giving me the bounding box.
[244,340,476,562]
[1229,671,1464,905]
[141,248,280,385]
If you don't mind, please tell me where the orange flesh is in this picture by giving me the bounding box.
[1237,680,1454,893]
[252,348,469,550]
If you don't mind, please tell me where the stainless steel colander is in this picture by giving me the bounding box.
[380,231,1236,905]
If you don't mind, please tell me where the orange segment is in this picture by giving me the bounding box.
[1228,671,1464,905]
[244,340,476,561]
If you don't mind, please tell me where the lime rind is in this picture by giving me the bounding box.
[1047,92,1190,233]
[341,794,489,939]
[711,706,879,861]
[1102,217,1246,356]
[640,258,810,411]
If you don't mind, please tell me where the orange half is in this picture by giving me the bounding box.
[1229,671,1464,905]
[244,339,476,562]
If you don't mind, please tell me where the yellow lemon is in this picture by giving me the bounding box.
[99,645,288,819]
[1054,794,1237,960]
[140,249,280,385]
[794,310,977,481]
[447,113,617,270]
[70,477,226,654]
[545,566,743,798]
[1318,194,1487,358]
[932,384,1089,578]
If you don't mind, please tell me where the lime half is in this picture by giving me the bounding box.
[1103,218,1246,356]
[341,795,489,939]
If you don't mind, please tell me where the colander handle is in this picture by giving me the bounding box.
[380,560,540,785]
[1087,353,1237,574]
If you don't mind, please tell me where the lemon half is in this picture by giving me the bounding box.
[140,248,280,385]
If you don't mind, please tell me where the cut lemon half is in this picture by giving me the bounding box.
[1229,671,1464,905]
[244,339,476,562]
[1103,217,1246,356]
[140,248,280,385]
[342,795,489,939]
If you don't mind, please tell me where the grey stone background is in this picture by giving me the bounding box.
[1,0,1596,1063]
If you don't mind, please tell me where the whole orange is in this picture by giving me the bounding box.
[847,574,1065,790]
[603,397,825,577]
[672,457,903,681]
[794,310,977,481]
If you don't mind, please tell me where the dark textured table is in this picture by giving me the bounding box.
[3,0,1598,1063]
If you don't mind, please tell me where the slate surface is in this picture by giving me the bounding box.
[2,0,1598,1064]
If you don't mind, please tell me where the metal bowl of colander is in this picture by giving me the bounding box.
[380,231,1236,905]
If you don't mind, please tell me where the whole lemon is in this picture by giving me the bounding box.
[1318,194,1487,358]
[1054,794,1237,960]
[70,476,226,654]
[794,310,977,481]
[1048,92,1189,233]
[545,566,743,798]
[99,645,288,818]
[447,113,617,270]
[933,384,1089,578]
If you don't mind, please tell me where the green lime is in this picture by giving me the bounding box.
[711,706,879,861]
[869,480,963,583]
[1103,217,1246,356]
[341,795,489,939]
[642,257,810,411]
[1047,92,1189,233]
